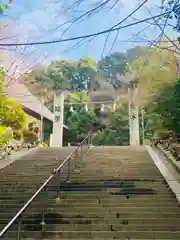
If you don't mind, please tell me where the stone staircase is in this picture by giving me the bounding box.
[1,146,180,239]
[0,147,76,235]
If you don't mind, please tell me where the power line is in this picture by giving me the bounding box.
[101,0,149,57]
[0,10,172,47]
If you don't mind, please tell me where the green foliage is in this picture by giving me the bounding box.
[23,56,99,98]
[98,52,128,89]
[22,121,40,143]
[0,65,27,148]
[63,101,129,146]
[40,141,49,148]
[93,104,129,145]
[0,97,27,130]
[125,46,147,64]
[0,124,13,149]
[47,59,76,91]
[132,45,177,107]
[161,0,180,32]
[75,56,98,90]
[64,106,97,143]
[0,0,12,14]
[145,79,180,135]
[22,129,38,143]
[13,130,22,141]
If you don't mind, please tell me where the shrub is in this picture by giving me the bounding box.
[34,126,39,135]
[0,125,13,150]
[22,129,38,143]
[40,141,49,148]
[0,97,27,130]
[13,130,22,141]
[28,122,35,129]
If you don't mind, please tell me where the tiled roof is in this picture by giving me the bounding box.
[5,82,53,121]
[5,82,68,129]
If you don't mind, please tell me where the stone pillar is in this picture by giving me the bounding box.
[128,81,140,145]
[51,91,64,147]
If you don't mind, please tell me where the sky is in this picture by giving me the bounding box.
[0,0,178,71]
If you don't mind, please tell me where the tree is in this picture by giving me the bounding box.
[0,66,27,131]
[64,105,98,144]
[0,124,13,150]
[0,97,27,131]
[47,59,76,91]
[125,46,147,65]
[75,56,99,91]
[93,104,129,145]
[132,45,177,107]
[0,0,12,14]
[20,66,52,103]
[145,80,180,134]
[98,52,128,89]
[23,56,98,102]
[63,90,105,145]
[161,0,180,33]
[0,64,27,147]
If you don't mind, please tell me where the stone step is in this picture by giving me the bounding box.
[1,239,179,240]
[3,230,180,239]
[0,170,162,175]
[52,182,170,188]
[0,197,177,205]
[0,187,172,194]
[2,211,180,220]
[69,177,164,181]
[0,202,178,209]
[45,192,176,198]
[71,166,161,170]
[0,193,177,201]
[3,223,180,232]
[0,192,176,201]
[49,197,178,203]
[0,181,169,187]
[1,217,180,225]
[0,206,179,214]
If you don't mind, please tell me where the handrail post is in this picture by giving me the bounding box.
[67,157,71,183]
[56,169,61,201]
[87,134,91,148]
[40,186,48,231]
[81,144,83,160]
[90,134,92,146]
[16,215,22,240]
[75,150,78,169]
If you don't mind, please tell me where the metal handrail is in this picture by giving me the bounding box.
[0,134,92,239]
